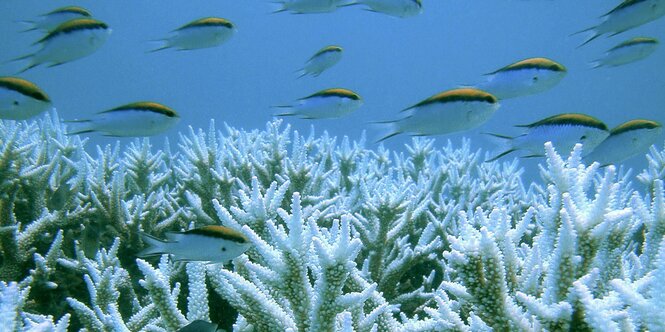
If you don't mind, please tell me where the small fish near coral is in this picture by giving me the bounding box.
[297,45,343,78]
[17,6,93,33]
[12,18,111,73]
[138,225,251,263]
[584,119,662,166]
[65,101,180,137]
[150,17,236,52]
[273,87,363,119]
[177,320,220,332]
[376,87,499,142]
[473,57,567,100]
[486,113,609,162]
[0,76,52,120]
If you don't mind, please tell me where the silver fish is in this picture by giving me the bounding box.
[177,320,219,332]
[0,76,52,120]
[13,18,111,73]
[19,6,92,33]
[584,119,662,165]
[273,0,339,14]
[377,88,499,141]
[343,0,422,18]
[591,37,659,68]
[474,57,567,100]
[575,0,665,46]
[151,17,235,52]
[486,113,609,162]
[65,101,180,137]
[139,225,251,263]
[274,88,362,119]
[297,45,343,78]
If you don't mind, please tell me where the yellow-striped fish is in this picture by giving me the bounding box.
[343,0,422,18]
[474,57,567,100]
[486,113,609,162]
[376,88,499,142]
[591,37,659,68]
[13,18,111,73]
[584,119,662,165]
[19,6,92,33]
[575,0,665,46]
[0,76,52,120]
[274,88,362,119]
[273,0,339,14]
[139,225,251,263]
[297,45,343,78]
[65,101,180,137]
[151,17,235,52]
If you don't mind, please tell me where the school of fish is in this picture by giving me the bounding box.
[1,1,664,262]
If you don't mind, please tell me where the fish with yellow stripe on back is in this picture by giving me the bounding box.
[12,18,111,73]
[65,101,180,137]
[297,45,343,78]
[584,119,662,166]
[473,57,567,100]
[19,6,92,33]
[139,225,251,263]
[574,0,665,46]
[342,0,422,18]
[485,113,609,162]
[273,0,341,14]
[0,76,52,120]
[150,17,236,52]
[274,88,363,119]
[376,88,499,142]
[591,37,659,68]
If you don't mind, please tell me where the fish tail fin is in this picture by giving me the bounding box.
[138,232,166,257]
[483,132,515,162]
[588,60,603,69]
[372,121,401,143]
[63,119,94,135]
[148,44,170,53]
[15,20,37,32]
[571,26,601,48]
[295,68,308,78]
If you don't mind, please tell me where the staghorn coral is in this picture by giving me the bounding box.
[1,112,665,331]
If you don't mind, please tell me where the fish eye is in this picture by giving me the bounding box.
[13,101,19,106]
[580,135,587,140]
[221,247,226,252]
[532,76,539,82]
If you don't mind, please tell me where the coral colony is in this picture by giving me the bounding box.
[1,112,665,331]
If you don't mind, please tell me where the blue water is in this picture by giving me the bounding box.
[1,1,664,174]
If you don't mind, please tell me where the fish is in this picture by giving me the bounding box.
[177,320,219,332]
[65,101,180,137]
[12,18,111,73]
[139,225,251,263]
[343,0,422,18]
[486,113,610,162]
[272,0,339,14]
[297,45,343,78]
[473,57,567,100]
[0,76,52,120]
[150,17,236,52]
[590,37,659,68]
[584,119,662,166]
[18,6,92,33]
[575,0,665,46]
[274,88,362,119]
[376,88,499,142]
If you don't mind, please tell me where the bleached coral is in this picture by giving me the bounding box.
[1,112,665,331]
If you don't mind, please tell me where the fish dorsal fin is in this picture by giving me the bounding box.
[37,18,108,44]
[302,88,361,101]
[518,113,607,131]
[184,225,248,244]
[309,45,343,60]
[609,37,658,51]
[611,119,661,135]
[485,57,566,75]
[177,17,234,31]
[0,77,50,102]
[45,6,92,17]
[602,0,646,17]
[101,101,179,118]
[404,88,497,111]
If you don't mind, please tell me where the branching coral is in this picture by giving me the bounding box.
[1,113,665,331]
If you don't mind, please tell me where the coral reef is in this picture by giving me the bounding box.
[0,112,664,331]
